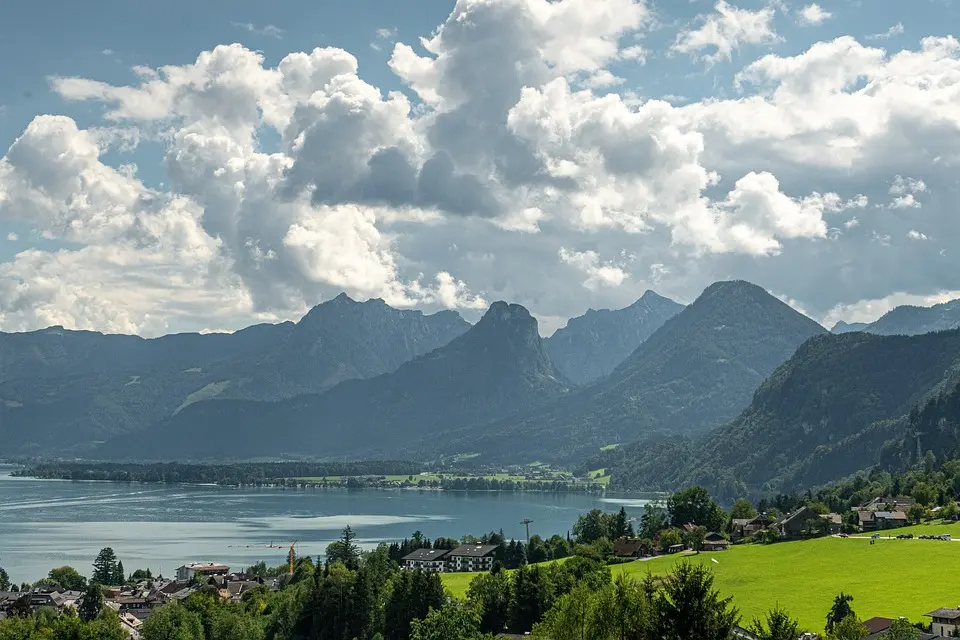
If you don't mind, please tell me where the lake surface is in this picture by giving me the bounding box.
[0,470,654,583]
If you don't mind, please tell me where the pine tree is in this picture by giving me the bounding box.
[113,560,125,586]
[78,584,104,622]
[0,567,9,591]
[92,548,118,585]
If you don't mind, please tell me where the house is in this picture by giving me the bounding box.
[613,538,650,558]
[926,608,960,637]
[176,563,229,583]
[774,507,823,538]
[401,549,450,573]
[821,513,843,535]
[861,496,917,511]
[702,532,729,551]
[730,515,775,541]
[667,544,685,554]
[446,544,499,572]
[858,510,877,531]
[874,511,908,529]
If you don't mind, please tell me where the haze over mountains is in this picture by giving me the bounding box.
[6,282,960,498]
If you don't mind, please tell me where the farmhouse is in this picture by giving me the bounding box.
[401,548,450,573]
[446,544,499,572]
[861,496,916,511]
[702,532,729,551]
[926,607,960,637]
[613,538,650,558]
[731,514,775,541]
[821,513,843,535]
[774,506,822,538]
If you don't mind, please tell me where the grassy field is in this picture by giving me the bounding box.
[858,519,960,537]
[441,536,960,631]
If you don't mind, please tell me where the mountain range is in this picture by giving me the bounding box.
[7,282,960,499]
[830,298,960,336]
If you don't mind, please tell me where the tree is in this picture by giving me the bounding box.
[140,603,205,640]
[531,582,595,640]
[687,526,707,552]
[48,566,88,591]
[573,510,609,544]
[92,548,119,585]
[658,528,683,549]
[912,482,936,507]
[326,525,361,569]
[467,570,512,634]
[749,605,803,640]
[0,567,9,591]
[666,486,725,532]
[826,593,856,635]
[591,575,653,640]
[730,499,757,520]
[612,507,632,539]
[509,564,556,633]
[883,618,921,640]
[654,562,739,640]
[827,615,867,640]
[114,560,125,586]
[78,583,104,622]
[411,601,488,640]
[907,504,926,524]
[639,504,668,541]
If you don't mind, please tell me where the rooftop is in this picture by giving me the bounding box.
[449,544,499,558]
[401,549,450,562]
[925,607,960,620]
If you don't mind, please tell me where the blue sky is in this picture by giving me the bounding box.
[0,0,958,335]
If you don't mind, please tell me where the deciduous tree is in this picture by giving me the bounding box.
[749,605,803,640]
[825,593,855,635]
[78,584,105,623]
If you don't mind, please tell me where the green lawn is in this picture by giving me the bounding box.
[442,536,960,631]
[858,519,960,537]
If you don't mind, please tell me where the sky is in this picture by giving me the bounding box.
[0,0,958,337]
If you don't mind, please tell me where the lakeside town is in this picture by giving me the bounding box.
[4,483,960,640]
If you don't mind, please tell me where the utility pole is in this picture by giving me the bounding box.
[521,519,534,544]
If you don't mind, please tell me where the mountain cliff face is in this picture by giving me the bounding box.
[445,280,827,462]
[99,302,569,460]
[602,329,960,500]
[0,295,469,454]
[543,291,684,385]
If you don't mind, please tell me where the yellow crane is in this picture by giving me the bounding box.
[228,541,299,575]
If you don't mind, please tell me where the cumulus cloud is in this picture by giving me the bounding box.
[1,0,960,334]
[907,229,928,240]
[797,4,832,26]
[672,1,781,66]
[558,247,630,289]
[6,232,17,241]
[887,175,927,208]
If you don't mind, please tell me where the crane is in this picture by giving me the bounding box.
[228,541,299,575]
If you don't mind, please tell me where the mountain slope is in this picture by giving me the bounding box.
[447,280,827,462]
[99,302,569,460]
[543,291,684,385]
[865,299,960,336]
[602,329,960,500]
[0,295,470,455]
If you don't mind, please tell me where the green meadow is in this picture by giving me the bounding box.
[441,536,960,631]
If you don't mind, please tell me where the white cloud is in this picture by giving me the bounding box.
[867,22,904,41]
[887,175,927,208]
[2,0,960,334]
[672,1,781,66]
[798,3,832,26]
[371,27,399,51]
[5,232,17,241]
[907,229,928,240]
[231,22,284,39]
[558,247,630,289]
[101,49,114,56]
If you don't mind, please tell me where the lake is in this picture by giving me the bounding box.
[0,470,654,583]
